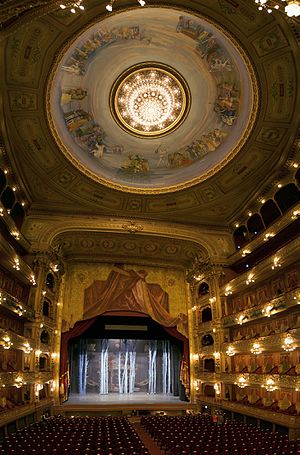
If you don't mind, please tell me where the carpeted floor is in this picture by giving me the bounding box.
[130,417,165,455]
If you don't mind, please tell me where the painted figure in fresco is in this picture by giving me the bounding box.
[64,109,92,132]
[61,88,87,105]
[155,144,169,168]
[121,154,150,173]
[176,16,203,38]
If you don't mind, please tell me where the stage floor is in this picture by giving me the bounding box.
[55,393,196,415]
[66,393,183,405]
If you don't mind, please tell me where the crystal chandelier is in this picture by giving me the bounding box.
[255,0,300,17]
[111,63,189,138]
[106,0,146,12]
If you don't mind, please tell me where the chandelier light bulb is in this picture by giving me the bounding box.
[106,3,113,11]
[138,0,146,5]
[285,1,300,16]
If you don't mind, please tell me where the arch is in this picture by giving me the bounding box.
[201,306,212,322]
[274,183,300,213]
[39,355,49,371]
[42,300,50,317]
[11,203,25,229]
[40,330,50,344]
[203,357,215,372]
[46,272,55,290]
[295,168,300,187]
[233,225,249,249]
[0,169,6,193]
[247,213,264,237]
[198,282,209,296]
[201,334,214,346]
[260,199,281,227]
[0,186,15,209]
[203,384,215,397]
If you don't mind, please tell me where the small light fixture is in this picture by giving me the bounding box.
[225,286,232,296]
[226,346,235,356]
[236,314,247,325]
[263,304,273,317]
[214,383,221,395]
[242,249,251,257]
[235,375,248,388]
[272,257,281,269]
[2,335,13,349]
[251,341,262,355]
[246,273,255,285]
[282,333,296,352]
[262,377,277,392]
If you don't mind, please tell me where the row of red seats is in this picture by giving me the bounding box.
[141,414,300,455]
[0,415,149,454]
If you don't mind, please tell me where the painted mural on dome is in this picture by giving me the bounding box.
[49,8,254,190]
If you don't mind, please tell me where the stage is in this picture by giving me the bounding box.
[54,393,196,416]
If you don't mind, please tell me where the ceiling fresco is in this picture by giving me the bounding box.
[48,7,257,193]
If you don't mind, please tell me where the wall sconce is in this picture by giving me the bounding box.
[30,274,36,285]
[209,297,216,303]
[191,353,199,362]
[213,351,220,359]
[282,333,296,352]
[262,377,277,392]
[251,341,262,355]
[226,346,235,356]
[35,350,42,356]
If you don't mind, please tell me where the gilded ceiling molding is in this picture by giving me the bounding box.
[21,214,233,260]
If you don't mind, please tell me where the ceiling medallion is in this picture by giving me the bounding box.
[110,63,190,138]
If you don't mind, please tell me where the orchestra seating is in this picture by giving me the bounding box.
[0,415,149,455]
[141,414,300,454]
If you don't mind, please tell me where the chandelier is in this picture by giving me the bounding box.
[110,63,190,138]
[262,377,277,392]
[251,341,262,355]
[282,333,296,352]
[226,346,236,356]
[255,0,300,16]
[235,375,248,388]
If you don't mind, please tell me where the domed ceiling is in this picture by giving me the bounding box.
[48,7,257,193]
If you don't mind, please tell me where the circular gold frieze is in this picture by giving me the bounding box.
[110,62,190,138]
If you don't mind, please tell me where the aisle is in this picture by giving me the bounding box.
[130,417,165,455]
